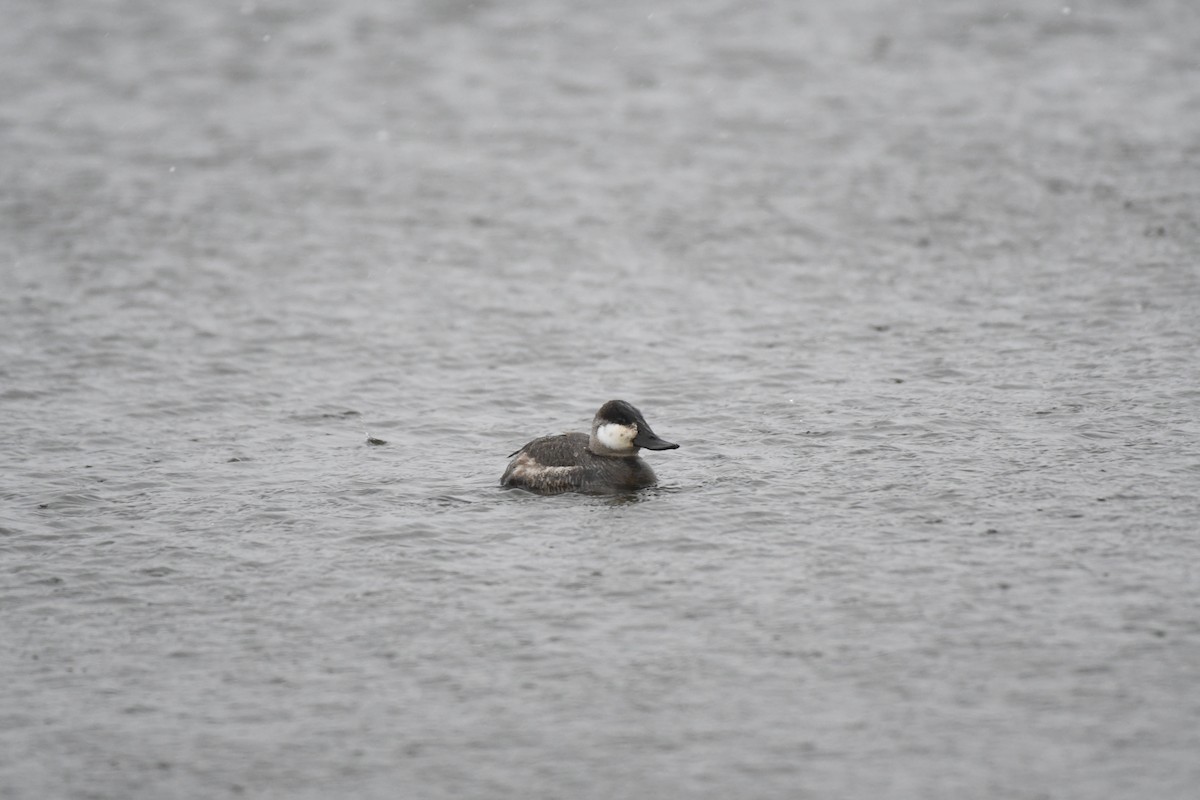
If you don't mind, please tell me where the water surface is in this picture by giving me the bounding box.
[3,1,1199,798]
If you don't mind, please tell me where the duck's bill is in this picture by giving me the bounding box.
[634,428,680,450]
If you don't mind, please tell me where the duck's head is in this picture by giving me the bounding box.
[589,399,679,456]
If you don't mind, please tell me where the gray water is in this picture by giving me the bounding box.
[3,1,1200,798]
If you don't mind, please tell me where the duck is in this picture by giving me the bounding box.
[501,400,679,494]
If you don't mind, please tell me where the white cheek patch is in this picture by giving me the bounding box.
[596,422,637,452]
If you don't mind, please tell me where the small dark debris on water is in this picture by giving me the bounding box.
[984,528,1000,535]
[870,35,891,60]
[366,436,388,446]
[870,324,890,332]
[227,456,247,463]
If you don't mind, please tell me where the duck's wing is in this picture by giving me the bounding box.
[509,433,587,463]
[501,433,589,492]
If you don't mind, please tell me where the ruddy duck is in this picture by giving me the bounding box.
[501,400,680,494]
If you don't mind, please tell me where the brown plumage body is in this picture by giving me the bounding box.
[502,432,660,494]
